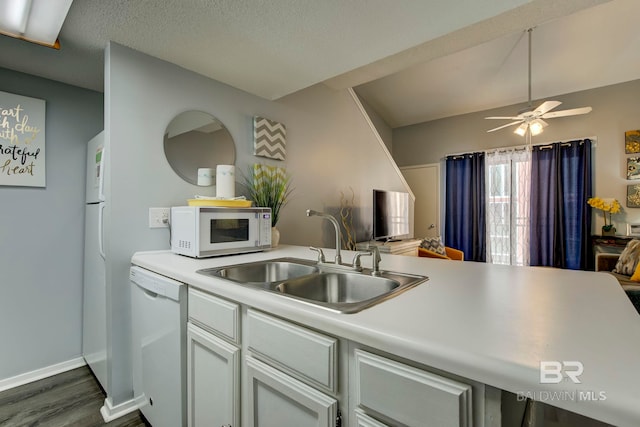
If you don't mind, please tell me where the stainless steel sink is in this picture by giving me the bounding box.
[198,258,318,286]
[276,272,398,303]
[276,269,426,313]
[197,258,427,313]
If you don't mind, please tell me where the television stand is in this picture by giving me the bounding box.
[356,238,421,257]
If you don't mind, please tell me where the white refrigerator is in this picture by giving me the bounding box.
[82,131,108,391]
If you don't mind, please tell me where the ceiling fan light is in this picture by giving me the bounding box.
[529,119,545,136]
[514,123,527,136]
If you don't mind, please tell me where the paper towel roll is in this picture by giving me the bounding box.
[216,165,235,198]
[197,168,214,186]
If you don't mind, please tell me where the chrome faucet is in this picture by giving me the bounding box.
[306,209,383,275]
[306,209,342,264]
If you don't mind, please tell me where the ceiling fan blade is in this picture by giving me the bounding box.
[487,120,523,133]
[541,106,592,119]
[534,100,562,115]
[485,116,521,120]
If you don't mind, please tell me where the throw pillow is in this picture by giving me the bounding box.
[631,262,640,282]
[420,236,446,256]
[613,239,640,276]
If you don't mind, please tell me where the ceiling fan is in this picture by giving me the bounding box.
[486,28,592,136]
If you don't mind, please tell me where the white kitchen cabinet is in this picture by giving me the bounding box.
[245,356,338,427]
[187,322,240,427]
[353,349,472,427]
[245,309,341,427]
[184,281,496,427]
[246,308,338,393]
[188,287,240,344]
[187,288,241,426]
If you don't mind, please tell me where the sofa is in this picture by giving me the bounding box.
[596,252,640,313]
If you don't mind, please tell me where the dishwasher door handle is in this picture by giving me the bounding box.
[139,284,160,299]
[130,267,184,302]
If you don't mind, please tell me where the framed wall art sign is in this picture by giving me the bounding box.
[253,116,286,160]
[628,184,640,208]
[625,130,640,154]
[628,157,640,180]
[0,90,46,187]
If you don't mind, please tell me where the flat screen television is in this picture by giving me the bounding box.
[373,189,410,241]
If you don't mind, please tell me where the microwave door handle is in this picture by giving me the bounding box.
[98,203,106,260]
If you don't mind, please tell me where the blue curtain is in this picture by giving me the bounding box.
[530,139,592,269]
[445,153,486,262]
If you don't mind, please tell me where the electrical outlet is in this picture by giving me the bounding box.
[149,207,170,228]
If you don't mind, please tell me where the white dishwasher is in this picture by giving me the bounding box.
[131,266,187,427]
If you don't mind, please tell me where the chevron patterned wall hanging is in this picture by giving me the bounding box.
[253,116,286,160]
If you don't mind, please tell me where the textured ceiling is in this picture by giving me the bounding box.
[0,0,620,127]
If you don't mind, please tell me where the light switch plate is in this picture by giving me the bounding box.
[149,207,170,228]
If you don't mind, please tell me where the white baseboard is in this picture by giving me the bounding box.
[100,396,140,422]
[0,357,86,393]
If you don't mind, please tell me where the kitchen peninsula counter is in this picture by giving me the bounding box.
[132,245,640,426]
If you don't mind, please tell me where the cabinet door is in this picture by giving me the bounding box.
[354,349,472,427]
[246,356,338,427]
[187,323,240,427]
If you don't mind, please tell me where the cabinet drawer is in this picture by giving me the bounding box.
[247,309,337,393]
[354,409,389,427]
[188,288,239,344]
[354,349,472,427]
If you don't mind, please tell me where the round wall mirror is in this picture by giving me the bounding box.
[164,110,236,185]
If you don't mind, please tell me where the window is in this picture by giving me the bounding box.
[486,149,531,266]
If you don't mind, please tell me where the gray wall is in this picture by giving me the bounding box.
[105,43,410,404]
[276,84,411,246]
[393,79,640,232]
[0,68,103,380]
[356,93,393,152]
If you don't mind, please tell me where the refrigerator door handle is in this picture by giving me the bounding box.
[98,145,106,202]
[98,203,106,260]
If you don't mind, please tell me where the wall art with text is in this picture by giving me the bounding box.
[0,90,45,187]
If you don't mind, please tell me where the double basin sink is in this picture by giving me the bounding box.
[197,257,428,314]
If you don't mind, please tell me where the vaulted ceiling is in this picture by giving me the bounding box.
[2,0,634,128]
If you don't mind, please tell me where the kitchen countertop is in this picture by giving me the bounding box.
[132,245,640,426]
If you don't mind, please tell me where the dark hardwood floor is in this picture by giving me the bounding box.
[0,366,148,426]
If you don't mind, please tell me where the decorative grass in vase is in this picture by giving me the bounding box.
[244,164,293,237]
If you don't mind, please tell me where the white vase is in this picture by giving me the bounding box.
[271,227,280,247]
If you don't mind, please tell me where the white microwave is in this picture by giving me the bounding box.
[170,206,272,258]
